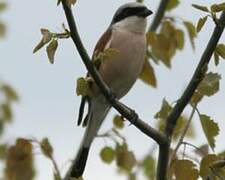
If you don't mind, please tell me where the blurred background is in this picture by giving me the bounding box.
[0,0,225,179]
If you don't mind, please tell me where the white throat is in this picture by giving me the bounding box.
[112,16,147,34]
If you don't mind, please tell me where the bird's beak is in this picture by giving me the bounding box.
[139,8,153,17]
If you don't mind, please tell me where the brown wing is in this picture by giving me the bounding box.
[77,28,112,127]
[91,28,112,60]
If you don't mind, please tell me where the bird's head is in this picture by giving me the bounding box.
[111,2,153,33]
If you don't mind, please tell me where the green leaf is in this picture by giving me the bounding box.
[211,3,225,13]
[183,21,197,50]
[139,58,157,87]
[100,146,115,164]
[46,39,58,64]
[192,4,209,12]
[197,16,208,33]
[197,72,221,97]
[40,138,53,158]
[113,115,124,129]
[199,114,219,150]
[171,159,199,180]
[200,154,219,178]
[76,77,92,97]
[143,155,155,179]
[215,44,225,59]
[166,0,180,11]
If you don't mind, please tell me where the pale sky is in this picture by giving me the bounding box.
[0,0,225,180]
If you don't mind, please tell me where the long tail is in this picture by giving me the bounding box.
[70,99,110,178]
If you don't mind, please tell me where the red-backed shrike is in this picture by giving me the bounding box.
[71,2,152,178]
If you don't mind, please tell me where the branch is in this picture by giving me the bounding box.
[149,0,169,31]
[156,11,225,180]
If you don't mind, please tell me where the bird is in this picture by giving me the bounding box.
[71,2,152,178]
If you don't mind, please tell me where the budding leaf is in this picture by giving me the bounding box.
[76,77,92,97]
[100,146,115,164]
[40,138,53,158]
[199,114,219,151]
[197,16,208,33]
[192,4,209,12]
[113,115,124,129]
[33,29,52,53]
[46,39,58,64]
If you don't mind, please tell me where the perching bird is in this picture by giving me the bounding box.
[71,2,152,178]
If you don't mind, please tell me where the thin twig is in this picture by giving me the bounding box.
[149,0,169,31]
[169,105,196,164]
[156,10,225,180]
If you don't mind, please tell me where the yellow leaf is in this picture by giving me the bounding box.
[171,159,199,180]
[166,0,180,11]
[46,39,58,64]
[183,21,197,50]
[197,16,208,33]
[200,154,219,178]
[5,138,35,180]
[139,59,157,87]
[199,114,219,150]
[174,29,184,50]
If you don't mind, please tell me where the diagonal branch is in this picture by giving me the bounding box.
[156,10,225,180]
[61,2,166,144]
[149,0,169,32]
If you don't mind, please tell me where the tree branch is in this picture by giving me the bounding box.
[156,11,225,180]
[149,0,169,32]
[61,2,166,144]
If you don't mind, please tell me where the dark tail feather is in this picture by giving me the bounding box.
[70,146,90,178]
